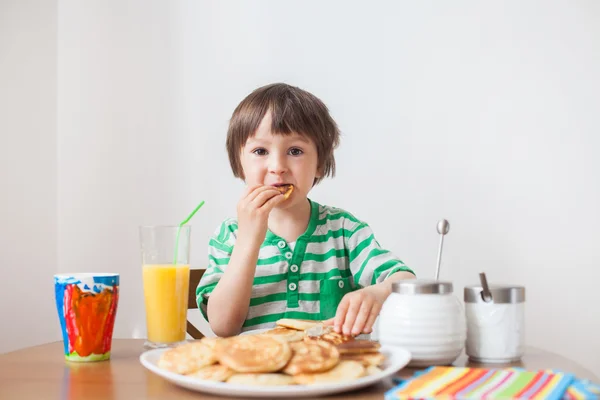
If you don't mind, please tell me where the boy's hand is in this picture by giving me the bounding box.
[325,285,391,336]
[236,185,284,245]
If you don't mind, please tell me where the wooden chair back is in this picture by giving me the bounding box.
[187,269,206,339]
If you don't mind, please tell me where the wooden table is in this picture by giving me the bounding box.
[0,339,597,399]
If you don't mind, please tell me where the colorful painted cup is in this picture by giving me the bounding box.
[54,273,119,362]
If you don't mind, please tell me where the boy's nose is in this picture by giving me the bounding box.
[268,154,288,175]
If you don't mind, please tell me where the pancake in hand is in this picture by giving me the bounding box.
[274,184,294,200]
[215,334,292,373]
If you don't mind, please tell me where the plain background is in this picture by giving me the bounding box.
[1,0,599,376]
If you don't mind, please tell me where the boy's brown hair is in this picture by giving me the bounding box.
[226,83,340,185]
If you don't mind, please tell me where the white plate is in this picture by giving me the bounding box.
[139,343,411,398]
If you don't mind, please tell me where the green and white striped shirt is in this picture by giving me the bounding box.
[196,199,414,332]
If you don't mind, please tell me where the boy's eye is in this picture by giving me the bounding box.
[252,148,268,156]
[288,147,303,156]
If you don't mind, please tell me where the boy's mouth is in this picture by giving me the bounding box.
[273,184,294,200]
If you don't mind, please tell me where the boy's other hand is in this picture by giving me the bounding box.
[236,185,284,244]
[328,285,390,336]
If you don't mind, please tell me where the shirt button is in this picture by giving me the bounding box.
[290,264,298,273]
[338,280,345,289]
[277,241,286,248]
[285,252,293,259]
[289,282,297,291]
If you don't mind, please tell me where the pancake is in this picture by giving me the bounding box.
[293,360,365,385]
[341,352,386,367]
[303,330,354,346]
[282,341,340,375]
[262,327,305,342]
[199,337,221,349]
[187,364,235,382]
[227,373,295,386]
[215,334,292,373]
[276,318,320,331]
[157,341,217,374]
[365,365,384,376]
[304,324,333,338]
[337,340,381,354]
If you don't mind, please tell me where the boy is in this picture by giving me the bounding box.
[196,83,415,338]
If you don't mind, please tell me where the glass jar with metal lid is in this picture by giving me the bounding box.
[378,279,466,367]
[464,284,526,363]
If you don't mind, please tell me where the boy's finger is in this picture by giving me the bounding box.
[350,300,372,336]
[242,185,269,205]
[362,303,382,334]
[249,187,281,207]
[247,185,275,199]
[322,318,335,326]
[333,298,350,333]
[342,299,361,336]
[261,192,285,211]
[242,184,262,199]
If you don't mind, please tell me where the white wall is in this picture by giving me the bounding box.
[0,0,59,352]
[4,0,600,377]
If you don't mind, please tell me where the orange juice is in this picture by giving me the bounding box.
[142,264,190,344]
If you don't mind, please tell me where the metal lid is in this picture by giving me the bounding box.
[464,284,525,304]
[391,279,454,295]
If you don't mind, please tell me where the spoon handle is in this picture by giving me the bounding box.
[435,219,450,280]
[435,235,444,280]
[479,272,493,302]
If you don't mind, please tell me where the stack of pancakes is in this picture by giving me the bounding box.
[157,318,386,386]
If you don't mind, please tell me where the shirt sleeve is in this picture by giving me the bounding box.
[195,219,237,320]
[346,222,415,287]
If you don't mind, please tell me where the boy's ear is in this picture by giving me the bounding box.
[315,166,323,178]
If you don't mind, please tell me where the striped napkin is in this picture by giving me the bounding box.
[385,366,576,400]
[512,369,600,400]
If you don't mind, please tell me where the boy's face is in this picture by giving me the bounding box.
[240,112,321,209]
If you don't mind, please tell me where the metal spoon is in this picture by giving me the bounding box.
[435,219,450,280]
[479,272,493,302]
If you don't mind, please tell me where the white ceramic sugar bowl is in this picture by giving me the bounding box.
[464,284,526,363]
[378,279,466,366]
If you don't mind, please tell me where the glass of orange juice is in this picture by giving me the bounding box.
[139,225,191,349]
